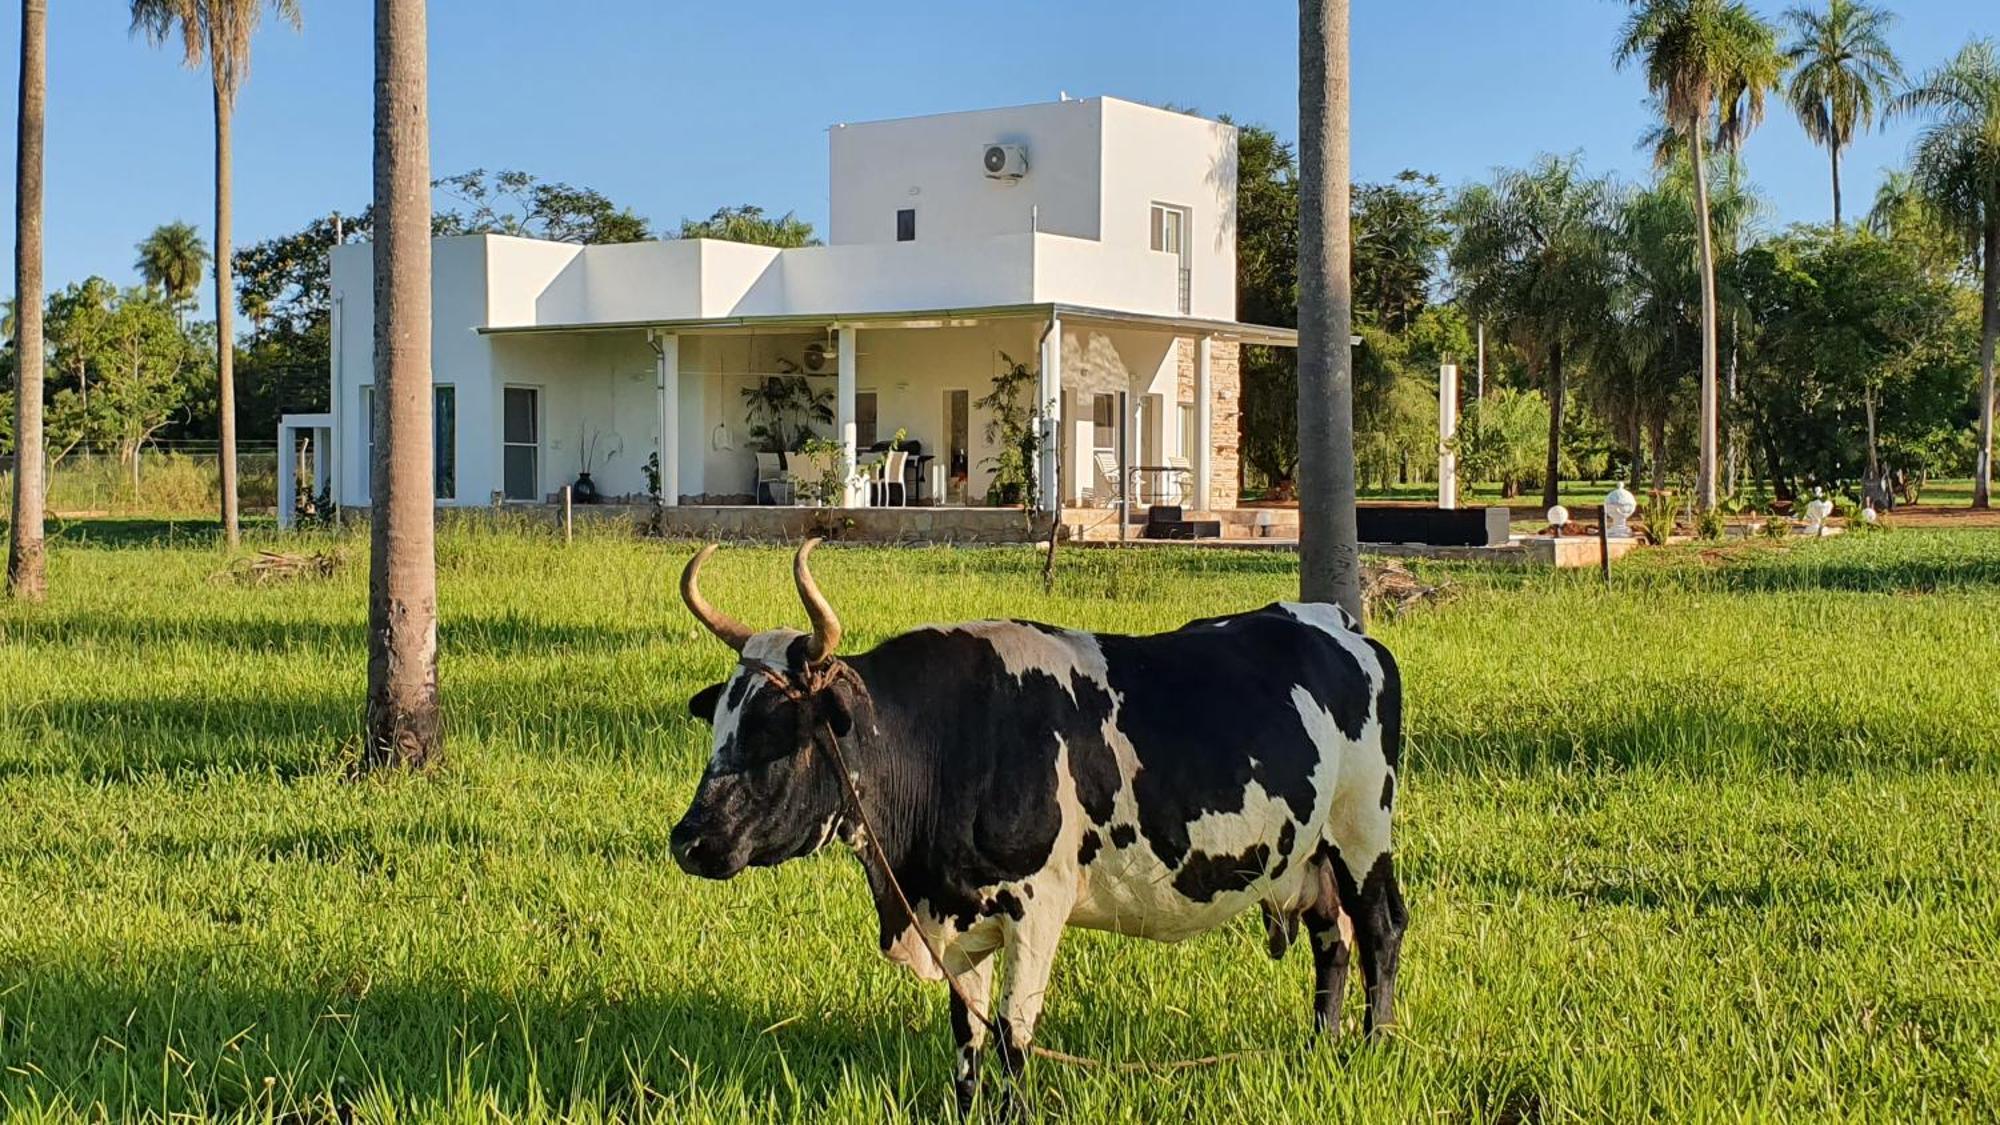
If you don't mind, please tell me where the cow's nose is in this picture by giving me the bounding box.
[670,821,711,875]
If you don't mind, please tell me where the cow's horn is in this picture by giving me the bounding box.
[681,544,754,652]
[794,538,842,663]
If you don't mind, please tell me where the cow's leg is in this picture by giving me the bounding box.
[1302,861,1354,1035]
[994,901,1068,1081]
[940,942,998,1114]
[1326,783,1407,1034]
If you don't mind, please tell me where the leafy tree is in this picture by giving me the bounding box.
[39,281,208,478]
[133,220,210,315]
[130,0,303,548]
[1865,169,1965,275]
[1892,40,2000,508]
[1234,123,1300,486]
[9,0,47,600]
[1782,0,1903,228]
[434,168,651,244]
[1352,171,1448,333]
[1454,386,1550,499]
[1734,227,1977,498]
[676,205,819,247]
[1616,0,1784,512]
[1450,155,1621,508]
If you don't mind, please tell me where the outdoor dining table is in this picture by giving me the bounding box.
[858,451,937,505]
[1132,464,1193,505]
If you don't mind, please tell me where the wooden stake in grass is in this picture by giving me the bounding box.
[363,0,441,770]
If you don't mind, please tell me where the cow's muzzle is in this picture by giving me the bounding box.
[669,817,744,880]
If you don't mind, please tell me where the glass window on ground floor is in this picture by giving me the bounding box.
[360,384,456,501]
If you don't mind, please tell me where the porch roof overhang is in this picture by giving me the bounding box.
[474,302,1298,348]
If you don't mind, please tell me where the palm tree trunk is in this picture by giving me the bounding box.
[1830,144,1843,230]
[1295,0,1360,620]
[1543,341,1564,511]
[212,66,239,548]
[365,0,442,768]
[1690,120,1721,513]
[1865,384,1879,478]
[6,0,47,602]
[1975,217,1998,510]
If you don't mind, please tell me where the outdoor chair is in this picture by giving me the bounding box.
[755,452,790,505]
[876,449,911,507]
[1091,450,1130,509]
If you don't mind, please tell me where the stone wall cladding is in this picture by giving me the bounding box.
[1176,337,1241,511]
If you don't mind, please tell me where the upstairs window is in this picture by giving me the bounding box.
[1150,204,1185,255]
[896,208,916,242]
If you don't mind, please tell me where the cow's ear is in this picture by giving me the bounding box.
[816,686,855,738]
[688,682,725,724]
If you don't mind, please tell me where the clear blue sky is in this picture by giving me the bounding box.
[3,0,1993,316]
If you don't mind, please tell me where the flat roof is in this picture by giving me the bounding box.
[474,302,1297,348]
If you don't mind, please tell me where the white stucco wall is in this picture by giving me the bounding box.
[331,236,499,508]
[1097,99,1238,320]
[829,99,1104,245]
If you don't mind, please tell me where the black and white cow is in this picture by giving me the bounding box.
[669,541,1407,1107]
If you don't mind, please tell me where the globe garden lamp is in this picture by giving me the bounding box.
[1547,506,1570,537]
[1603,484,1637,539]
[1862,507,1879,525]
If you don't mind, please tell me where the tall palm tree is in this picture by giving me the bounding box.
[1782,0,1902,228]
[7,0,48,602]
[1893,40,2000,508]
[1450,156,1621,510]
[1296,0,1361,619]
[1617,0,1784,513]
[133,220,210,317]
[1601,154,1758,491]
[365,0,440,768]
[130,0,302,549]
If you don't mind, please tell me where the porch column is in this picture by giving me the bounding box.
[1194,335,1213,510]
[1439,362,1460,510]
[1037,315,1062,513]
[653,331,680,507]
[836,327,862,506]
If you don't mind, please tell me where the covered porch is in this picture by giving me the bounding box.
[477,302,1289,528]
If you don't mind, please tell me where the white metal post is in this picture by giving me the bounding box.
[654,331,680,507]
[836,327,862,506]
[1439,362,1460,510]
[276,421,295,529]
[1037,316,1062,513]
[1194,336,1213,511]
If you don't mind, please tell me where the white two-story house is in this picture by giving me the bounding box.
[289,96,1294,532]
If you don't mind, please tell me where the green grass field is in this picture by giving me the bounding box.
[1,520,1996,1122]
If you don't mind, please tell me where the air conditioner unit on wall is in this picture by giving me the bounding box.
[982,143,1028,180]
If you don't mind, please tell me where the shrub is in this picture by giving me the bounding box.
[1694,506,1727,541]
[1639,491,1683,546]
[1762,515,1793,541]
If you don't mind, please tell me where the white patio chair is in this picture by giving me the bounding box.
[876,449,910,507]
[1090,450,1126,509]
